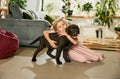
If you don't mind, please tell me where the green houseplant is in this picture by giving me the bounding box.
[61,0,73,16]
[45,3,54,14]
[82,2,93,18]
[95,0,118,28]
[8,0,27,9]
[82,2,93,13]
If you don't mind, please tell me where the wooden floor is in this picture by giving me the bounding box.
[0,47,120,79]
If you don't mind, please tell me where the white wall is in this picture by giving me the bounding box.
[25,0,120,17]
[26,0,40,11]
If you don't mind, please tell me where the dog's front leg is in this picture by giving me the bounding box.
[56,47,63,65]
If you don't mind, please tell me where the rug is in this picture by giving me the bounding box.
[83,38,120,51]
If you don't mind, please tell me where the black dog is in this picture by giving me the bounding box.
[30,24,80,65]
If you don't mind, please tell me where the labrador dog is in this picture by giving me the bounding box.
[30,24,80,65]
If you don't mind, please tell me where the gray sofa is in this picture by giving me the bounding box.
[0,4,50,47]
[0,19,50,47]
[0,4,49,46]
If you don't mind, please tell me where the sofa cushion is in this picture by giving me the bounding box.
[25,10,46,20]
[33,11,46,19]
[9,4,23,19]
[44,15,56,24]
[25,10,38,19]
[23,12,33,19]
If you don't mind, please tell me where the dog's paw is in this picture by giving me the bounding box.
[32,58,36,62]
[56,60,62,65]
[57,61,62,65]
[65,59,71,62]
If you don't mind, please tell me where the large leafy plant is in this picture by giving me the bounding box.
[9,0,27,9]
[95,0,118,28]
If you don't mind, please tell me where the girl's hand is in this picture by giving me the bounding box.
[49,40,57,48]
[59,30,78,45]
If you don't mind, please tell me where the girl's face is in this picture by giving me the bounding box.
[56,21,68,32]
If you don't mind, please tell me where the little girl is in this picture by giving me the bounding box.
[43,18,103,63]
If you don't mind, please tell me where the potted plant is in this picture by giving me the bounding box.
[82,2,93,12]
[45,3,54,14]
[8,0,27,9]
[95,0,118,28]
[44,3,56,24]
[61,0,73,16]
[114,23,120,33]
[82,2,93,16]
[113,23,120,42]
[67,9,73,16]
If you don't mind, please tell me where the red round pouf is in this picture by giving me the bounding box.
[0,28,19,59]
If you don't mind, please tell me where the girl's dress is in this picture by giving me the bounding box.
[68,42,103,63]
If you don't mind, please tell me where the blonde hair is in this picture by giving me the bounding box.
[52,18,68,32]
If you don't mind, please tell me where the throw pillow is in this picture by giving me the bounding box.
[44,15,56,24]
[33,11,46,19]
[23,12,33,19]
[26,10,38,19]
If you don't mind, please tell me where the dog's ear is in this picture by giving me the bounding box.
[66,26,70,35]
[73,24,80,34]
[77,26,80,34]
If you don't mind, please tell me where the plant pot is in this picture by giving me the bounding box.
[95,28,103,38]
[68,10,73,16]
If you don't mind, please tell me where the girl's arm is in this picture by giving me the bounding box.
[59,31,78,45]
[43,30,57,48]
[65,33,78,45]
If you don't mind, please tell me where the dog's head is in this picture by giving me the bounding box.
[66,24,80,39]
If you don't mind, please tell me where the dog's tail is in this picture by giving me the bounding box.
[29,36,41,45]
